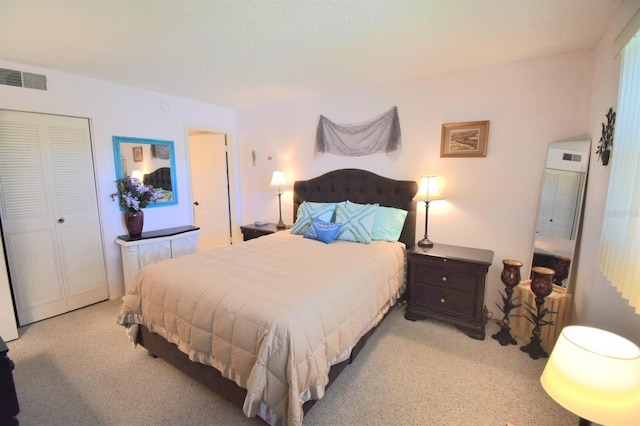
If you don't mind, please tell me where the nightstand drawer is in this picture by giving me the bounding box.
[413,264,477,293]
[412,283,477,317]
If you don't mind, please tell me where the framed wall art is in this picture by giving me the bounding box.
[132,146,143,162]
[441,120,490,158]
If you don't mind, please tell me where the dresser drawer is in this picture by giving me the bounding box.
[412,282,478,317]
[413,264,477,293]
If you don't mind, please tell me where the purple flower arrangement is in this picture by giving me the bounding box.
[114,176,164,211]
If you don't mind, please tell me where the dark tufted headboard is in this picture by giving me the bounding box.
[143,167,172,191]
[293,169,418,248]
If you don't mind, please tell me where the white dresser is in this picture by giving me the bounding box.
[115,226,200,293]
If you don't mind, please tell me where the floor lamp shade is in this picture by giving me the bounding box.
[270,171,287,229]
[415,176,445,247]
[540,326,640,425]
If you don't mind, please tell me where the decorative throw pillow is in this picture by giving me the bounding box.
[372,206,408,242]
[303,218,343,244]
[335,200,378,244]
[290,202,337,235]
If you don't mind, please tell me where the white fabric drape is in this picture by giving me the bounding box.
[598,30,640,314]
[315,106,401,156]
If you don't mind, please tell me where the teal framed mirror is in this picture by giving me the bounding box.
[112,136,178,208]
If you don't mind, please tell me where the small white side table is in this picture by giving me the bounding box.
[115,225,200,293]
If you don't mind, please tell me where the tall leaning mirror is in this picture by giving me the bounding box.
[530,140,590,292]
[113,136,178,207]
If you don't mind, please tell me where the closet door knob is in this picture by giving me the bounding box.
[57,217,65,223]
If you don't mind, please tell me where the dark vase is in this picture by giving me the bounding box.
[124,209,144,237]
[501,259,523,288]
[530,266,555,299]
[601,149,610,166]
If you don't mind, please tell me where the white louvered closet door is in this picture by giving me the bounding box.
[0,110,108,325]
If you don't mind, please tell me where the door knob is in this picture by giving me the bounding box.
[57,217,65,223]
[193,201,200,206]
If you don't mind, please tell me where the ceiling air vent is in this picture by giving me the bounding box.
[0,68,47,90]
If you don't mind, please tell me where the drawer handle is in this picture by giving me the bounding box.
[440,298,446,304]
[441,276,447,282]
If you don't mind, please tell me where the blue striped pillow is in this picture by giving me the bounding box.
[335,201,378,244]
[290,202,337,235]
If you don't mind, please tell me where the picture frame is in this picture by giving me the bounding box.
[132,146,143,162]
[441,121,490,157]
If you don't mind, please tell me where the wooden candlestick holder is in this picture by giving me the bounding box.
[492,259,523,346]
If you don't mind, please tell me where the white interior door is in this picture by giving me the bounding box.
[0,110,108,325]
[189,131,231,251]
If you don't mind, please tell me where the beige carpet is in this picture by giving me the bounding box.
[6,299,576,425]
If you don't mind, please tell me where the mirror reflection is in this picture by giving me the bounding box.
[531,140,590,290]
[112,136,178,207]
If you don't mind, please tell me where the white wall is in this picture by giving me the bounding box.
[575,0,640,343]
[0,60,237,305]
[237,50,594,322]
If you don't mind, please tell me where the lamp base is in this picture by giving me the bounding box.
[275,219,287,229]
[417,238,434,248]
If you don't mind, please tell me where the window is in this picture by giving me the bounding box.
[598,28,640,313]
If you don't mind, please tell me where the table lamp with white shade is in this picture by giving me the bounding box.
[270,170,287,229]
[414,175,445,248]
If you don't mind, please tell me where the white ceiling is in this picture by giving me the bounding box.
[0,0,621,109]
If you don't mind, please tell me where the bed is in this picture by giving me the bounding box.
[118,168,418,425]
[143,167,173,201]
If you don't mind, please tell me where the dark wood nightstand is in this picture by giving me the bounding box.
[404,243,494,339]
[0,336,19,424]
[240,223,289,241]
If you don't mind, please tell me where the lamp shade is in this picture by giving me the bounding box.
[540,326,640,425]
[415,176,445,202]
[131,170,143,182]
[270,170,286,188]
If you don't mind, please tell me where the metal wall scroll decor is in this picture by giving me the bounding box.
[596,107,615,166]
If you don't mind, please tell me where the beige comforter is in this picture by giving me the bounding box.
[117,231,406,425]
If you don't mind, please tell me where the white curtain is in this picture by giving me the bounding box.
[598,30,640,314]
